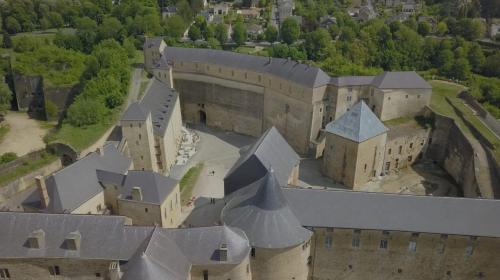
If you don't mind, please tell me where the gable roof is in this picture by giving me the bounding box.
[325,101,388,143]
[26,143,131,213]
[0,212,152,260]
[119,171,179,204]
[140,79,179,137]
[143,37,164,50]
[222,171,312,248]
[224,126,300,195]
[329,76,375,87]
[164,47,330,88]
[371,71,432,89]
[284,188,500,238]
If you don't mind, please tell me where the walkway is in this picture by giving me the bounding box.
[0,111,48,156]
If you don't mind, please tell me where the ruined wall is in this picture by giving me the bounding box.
[384,126,431,173]
[425,109,479,197]
[13,74,43,116]
[0,258,114,280]
[44,84,80,120]
[250,241,311,280]
[311,227,500,280]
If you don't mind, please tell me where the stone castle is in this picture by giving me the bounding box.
[0,38,499,280]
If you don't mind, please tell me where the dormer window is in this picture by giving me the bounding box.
[27,229,45,249]
[65,231,81,251]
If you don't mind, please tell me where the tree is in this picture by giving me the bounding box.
[264,25,278,42]
[190,0,205,14]
[450,58,472,80]
[176,0,193,24]
[482,53,500,78]
[123,37,137,58]
[0,82,12,115]
[467,43,485,73]
[280,18,300,44]
[75,17,98,53]
[98,17,124,42]
[5,16,21,34]
[417,21,431,36]
[48,12,64,28]
[67,98,107,126]
[165,15,186,38]
[207,37,221,49]
[304,28,331,60]
[436,21,448,36]
[188,25,201,41]
[460,18,485,40]
[2,32,12,48]
[215,23,228,45]
[232,21,247,46]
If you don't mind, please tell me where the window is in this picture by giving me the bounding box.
[409,143,413,148]
[352,229,361,248]
[170,200,173,211]
[408,156,413,162]
[388,97,391,100]
[406,95,409,98]
[97,204,102,212]
[164,208,167,218]
[139,134,142,140]
[325,235,332,248]
[203,270,208,280]
[49,266,60,276]
[408,233,418,252]
[364,164,367,172]
[130,124,133,128]
[109,262,118,270]
[466,236,477,256]
[231,70,234,76]
[319,108,322,113]
[251,248,256,258]
[380,231,390,249]
[417,94,421,98]
[399,146,402,154]
[140,156,144,160]
[0,269,10,279]
[206,66,210,71]
[244,72,248,79]
[347,95,352,102]
[437,234,447,254]
[395,158,399,168]
[144,208,148,213]
[388,148,392,155]
[385,162,390,171]
[95,272,101,277]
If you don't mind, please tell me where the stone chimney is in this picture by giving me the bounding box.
[218,243,228,262]
[35,175,50,209]
[27,229,45,249]
[131,187,143,201]
[65,231,81,251]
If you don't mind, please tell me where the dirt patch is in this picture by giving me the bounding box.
[0,111,49,156]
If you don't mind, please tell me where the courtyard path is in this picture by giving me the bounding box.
[0,111,48,156]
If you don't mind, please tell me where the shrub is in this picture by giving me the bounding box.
[0,152,17,164]
[67,98,107,126]
[45,100,59,121]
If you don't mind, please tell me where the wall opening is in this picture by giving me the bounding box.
[199,110,207,125]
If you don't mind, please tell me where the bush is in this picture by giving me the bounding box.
[67,98,107,126]
[45,100,59,121]
[0,152,17,164]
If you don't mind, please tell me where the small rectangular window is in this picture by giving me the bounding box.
[380,239,388,249]
[388,148,391,154]
[408,241,417,252]
[251,247,256,258]
[203,270,208,280]
[352,229,361,248]
[409,143,413,148]
[49,266,60,276]
[325,235,332,248]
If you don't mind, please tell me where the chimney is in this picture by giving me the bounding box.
[27,229,45,249]
[35,176,50,209]
[65,231,81,251]
[218,243,228,262]
[131,187,143,201]
[96,147,104,156]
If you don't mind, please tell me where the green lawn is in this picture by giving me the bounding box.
[0,152,58,186]
[179,163,204,206]
[430,80,500,161]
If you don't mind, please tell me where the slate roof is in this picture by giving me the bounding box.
[164,47,331,88]
[164,226,250,265]
[143,37,164,50]
[121,102,149,121]
[0,212,152,260]
[330,76,375,87]
[141,78,178,136]
[222,171,312,248]
[121,227,191,280]
[284,188,500,238]
[25,143,131,213]
[325,101,388,143]
[224,126,300,195]
[119,171,179,204]
[371,71,432,89]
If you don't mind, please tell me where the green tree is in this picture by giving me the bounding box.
[164,15,186,38]
[207,37,221,49]
[67,98,107,126]
[98,17,124,42]
[482,53,500,78]
[417,21,431,36]
[176,0,193,24]
[304,28,331,60]
[0,82,12,115]
[467,43,485,73]
[190,0,205,14]
[264,25,278,42]
[280,18,300,44]
[460,18,485,41]
[123,37,137,58]
[45,100,58,121]
[5,16,21,34]
[450,58,472,80]
[436,21,448,36]
[48,12,64,28]
[215,23,228,45]
[75,17,98,53]
[188,25,201,41]
[2,32,12,48]
[232,21,247,46]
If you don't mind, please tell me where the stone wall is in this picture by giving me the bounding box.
[384,125,431,173]
[310,227,499,280]
[0,258,115,280]
[424,108,479,197]
[44,84,80,120]
[378,88,432,121]
[190,257,252,280]
[0,158,61,204]
[250,242,311,280]
[117,199,162,226]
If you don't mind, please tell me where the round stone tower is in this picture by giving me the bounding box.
[221,170,312,280]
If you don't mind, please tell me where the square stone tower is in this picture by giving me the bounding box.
[322,101,388,189]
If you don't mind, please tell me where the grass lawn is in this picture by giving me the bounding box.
[0,152,58,186]
[179,162,204,206]
[0,124,10,144]
[132,50,145,65]
[430,80,500,161]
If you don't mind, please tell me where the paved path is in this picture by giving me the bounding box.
[0,111,48,156]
